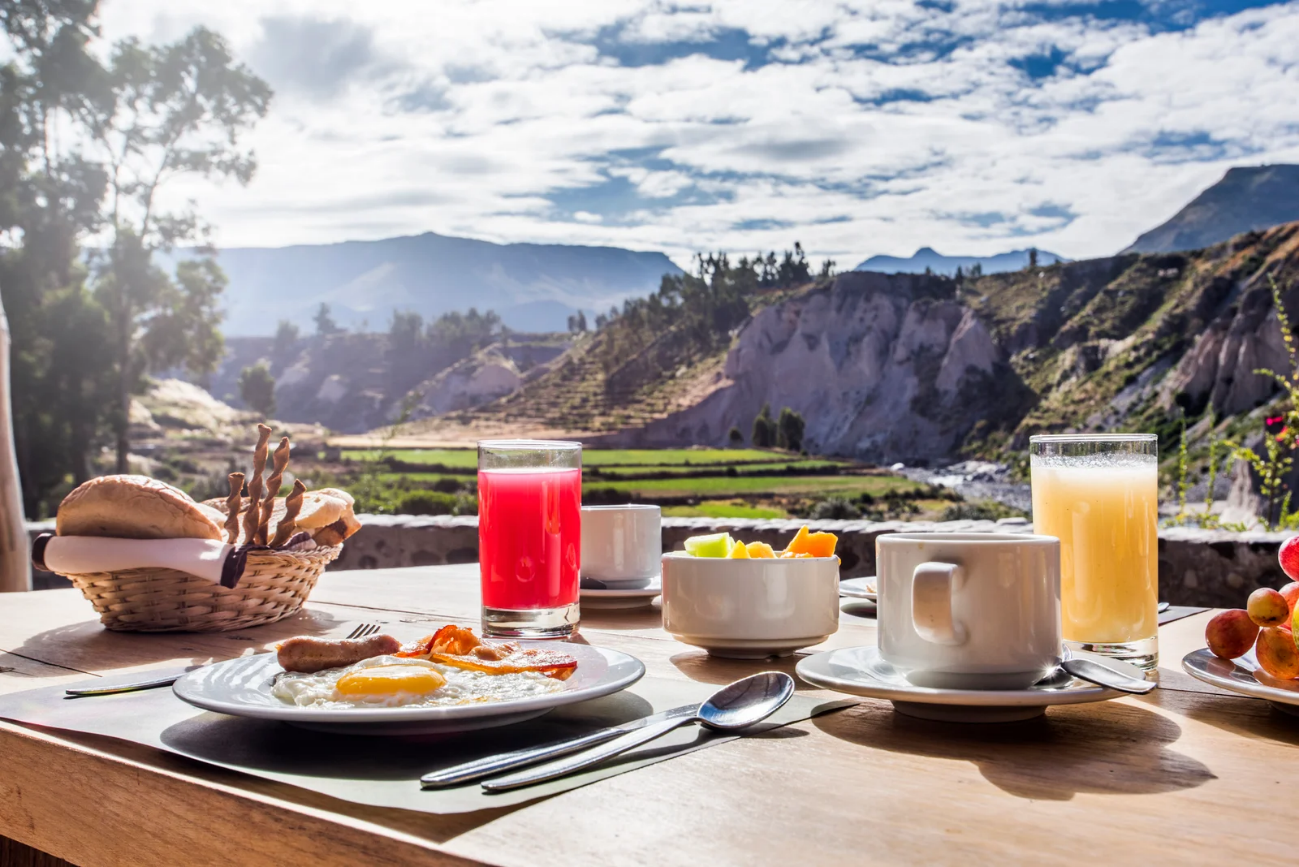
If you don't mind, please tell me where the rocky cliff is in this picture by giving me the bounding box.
[597,222,1299,467]
[602,272,1026,462]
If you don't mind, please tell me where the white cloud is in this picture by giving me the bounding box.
[96,0,1299,267]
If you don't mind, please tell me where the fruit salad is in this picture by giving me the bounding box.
[681,525,838,559]
[1204,535,1299,679]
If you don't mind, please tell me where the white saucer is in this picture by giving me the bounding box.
[838,577,877,602]
[1182,648,1299,715]
[580,575,661,610]
[796,645,1123,722]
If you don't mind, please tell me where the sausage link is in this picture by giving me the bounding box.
[276,634,401,673]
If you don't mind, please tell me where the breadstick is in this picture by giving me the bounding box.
[224,472,245,545]
[242,424,272,546]
[258,436,291,543]
[270,479,307,548]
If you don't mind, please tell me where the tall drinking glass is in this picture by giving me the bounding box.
[1029,434,1159,669]
[478,440,581,638]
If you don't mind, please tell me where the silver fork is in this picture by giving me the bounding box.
[63,622,384,697]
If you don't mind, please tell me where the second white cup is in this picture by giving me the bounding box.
[580,505,661,584]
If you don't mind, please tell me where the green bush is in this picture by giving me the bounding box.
[809,496,861,520]
[396,490,458,516]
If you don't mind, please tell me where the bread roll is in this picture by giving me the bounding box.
[57,475,225,541]
[296,492,347,530]
[315,487,355,507]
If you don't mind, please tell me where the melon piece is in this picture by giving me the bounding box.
[684,532,734,558]
[746,541,776,558]
[783,526,810,555]
[727,539,750,558]
[783,526,839,558]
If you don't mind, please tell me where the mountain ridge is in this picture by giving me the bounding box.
[1123,164,1299,254]
[162,231,683,336]
[854,247,1067,276]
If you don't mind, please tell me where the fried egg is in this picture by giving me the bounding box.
[271,655,565,709]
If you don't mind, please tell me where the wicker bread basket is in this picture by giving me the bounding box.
[61,544,342,632]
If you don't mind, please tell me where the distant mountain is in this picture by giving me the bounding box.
[853,247,1066,276]
[1124,165,1299,254]
[162,232,683,336]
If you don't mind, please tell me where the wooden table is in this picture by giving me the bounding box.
[0,566,1285,866]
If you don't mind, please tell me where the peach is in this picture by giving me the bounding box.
[1205,609,1259,660]
[1280,582,1299,616]
[1256,627,1299,680]
[1280,536,1299,581]
[1248,588,1290,628]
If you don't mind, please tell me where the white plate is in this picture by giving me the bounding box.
[172,642,646,735]
[581,576,661,610]
[838,577,877,602]
[1182,648,1299,715]
[796,645,1123,722]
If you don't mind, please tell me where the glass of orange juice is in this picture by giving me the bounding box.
[1029,434,1159,669]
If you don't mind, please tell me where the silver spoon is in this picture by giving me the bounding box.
[1037,651,1154,695]
[480,671,796,792]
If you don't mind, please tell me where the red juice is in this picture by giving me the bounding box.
[478,467,581,610]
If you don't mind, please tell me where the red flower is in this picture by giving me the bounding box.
[1279,427,1291,442]
[1268,416,1286,425]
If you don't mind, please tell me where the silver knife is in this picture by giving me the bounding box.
[420,703,699,788]
[65,672,185,697]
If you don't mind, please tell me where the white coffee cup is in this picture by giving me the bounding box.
[580,505,661,584]
[876,532,1061,690]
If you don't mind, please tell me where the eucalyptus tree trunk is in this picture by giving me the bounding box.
[0,289,30,591]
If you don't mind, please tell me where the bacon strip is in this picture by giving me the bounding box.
[396,625,578,680]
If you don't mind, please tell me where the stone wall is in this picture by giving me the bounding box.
[26,516,1292,607]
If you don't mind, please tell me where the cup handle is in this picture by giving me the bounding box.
[911,562,967,646]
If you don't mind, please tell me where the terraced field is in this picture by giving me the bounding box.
[349,446,941,519]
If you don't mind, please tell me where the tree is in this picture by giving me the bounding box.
[752,403,776,448]
[728,426,744,445]
[273,319,299,355]
[88,27,271,471]
[776,407,806,452]
[0,1,116,514]
[1028,248,1039,269]
[576,309,588,332]
[314,302,340,336]
[238,360,275,418]
[954,265,964,283]
[819,259,836,280]
[969,262,983,278]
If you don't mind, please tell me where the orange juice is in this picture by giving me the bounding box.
[1031,458,1158,647]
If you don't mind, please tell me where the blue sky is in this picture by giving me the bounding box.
[105,0,1299,266]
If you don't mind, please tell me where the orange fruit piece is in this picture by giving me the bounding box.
[746,541,776,558]
[727,539,750,558]
[783,526,810,554]
[779,551,813,559]
[783,526,839,558]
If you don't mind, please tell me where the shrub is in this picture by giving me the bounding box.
[776,407,805,452]
[728,426,744,445]
[752,403,775,447]
[432,477,462,494]
[809,496,861,520]
[941,500,1026,522]
[396,490,458,516]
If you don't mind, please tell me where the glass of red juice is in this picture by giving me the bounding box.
[477,440,581,638]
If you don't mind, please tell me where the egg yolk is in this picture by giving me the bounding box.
[336,665,447,697]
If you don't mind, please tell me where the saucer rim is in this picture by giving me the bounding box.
[795,645,1120,707]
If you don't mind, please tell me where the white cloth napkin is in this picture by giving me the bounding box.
[42,536,234,584]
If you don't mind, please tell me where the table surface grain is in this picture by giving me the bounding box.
[0,566,1283,867]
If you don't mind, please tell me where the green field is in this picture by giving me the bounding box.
[354,445,937,519]
[344,447,796,468]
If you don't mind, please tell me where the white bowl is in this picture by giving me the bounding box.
[660,552,840,658]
